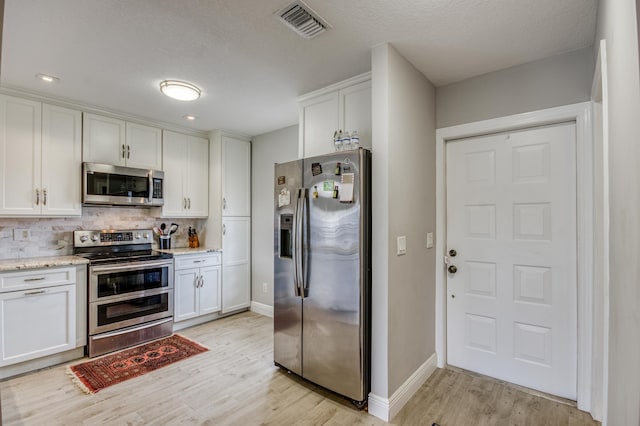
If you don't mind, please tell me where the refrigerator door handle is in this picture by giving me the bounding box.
[295,188,305,297]
[301,188,310,298]
[291,188,301,297]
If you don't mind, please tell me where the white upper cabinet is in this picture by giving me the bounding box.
[83,113,162,170]
[125,122,162,170]
[41,104,83,216]
[0,95,81,216]
[298,73,371,158]
[162,130,208,218]
[222,136,251,217]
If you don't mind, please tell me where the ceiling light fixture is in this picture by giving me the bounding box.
[159,80,201,101]
[183,115,198,121]
[36,73,59,83]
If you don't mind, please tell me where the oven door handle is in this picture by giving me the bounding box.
[91,318,174,340]
[89,260,173,273]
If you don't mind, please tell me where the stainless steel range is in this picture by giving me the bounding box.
[73,229,174,358]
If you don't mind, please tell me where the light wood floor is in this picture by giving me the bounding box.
[1,312,599,425]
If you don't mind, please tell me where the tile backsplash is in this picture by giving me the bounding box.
[0,207,208,260]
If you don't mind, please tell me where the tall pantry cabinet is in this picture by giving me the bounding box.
[208,132,251,313]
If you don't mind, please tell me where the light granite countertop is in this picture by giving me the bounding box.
[0,255,90,272]
[156,247,222,256]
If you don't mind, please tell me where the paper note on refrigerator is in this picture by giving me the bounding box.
[340,173,354,203]
[278,188,291,207]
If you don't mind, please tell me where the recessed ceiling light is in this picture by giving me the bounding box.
[183,115,198,121]
[159,80,201,101]
[36,73,59,83]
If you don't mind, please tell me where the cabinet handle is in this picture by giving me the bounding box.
[222,224,226,235]
[223,197,226,210]
[24,277,46,282]
[35,189,40,206]
[193,260,204,263]
[122,144,126,159]
[188,198,191,209]
[183,198,187,209]
[43,188,47,206]
[24,290,46,296]
[127,145,131,159]
[199,275,204,288]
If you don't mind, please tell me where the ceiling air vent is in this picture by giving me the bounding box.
[275,1,330,39]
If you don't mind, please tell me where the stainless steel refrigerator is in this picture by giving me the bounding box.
[274,148,371,406]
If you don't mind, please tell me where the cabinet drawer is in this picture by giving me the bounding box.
[175,253,221,270]
[0,267,76,292]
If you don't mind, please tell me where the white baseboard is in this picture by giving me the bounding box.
[250,301,274,317]
[368,352,438,422]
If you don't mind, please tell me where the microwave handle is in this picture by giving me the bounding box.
[148,173,154,204]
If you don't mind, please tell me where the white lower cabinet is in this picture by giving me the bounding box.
[174,253,221,322]
[222,217,251,313]
[0,267,77,366]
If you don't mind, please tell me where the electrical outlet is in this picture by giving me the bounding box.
[262,282,268,293]
[13,229,31,241]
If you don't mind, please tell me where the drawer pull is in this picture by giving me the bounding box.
[24,277,46,282]
[193,260,204,263]
[24,290,46,296]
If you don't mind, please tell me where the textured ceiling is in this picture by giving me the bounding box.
[1,0,597,136]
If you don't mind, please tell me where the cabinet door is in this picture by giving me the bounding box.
[339,80,372,150]
[41,104,82,216]
[161,130,187,217]
[222,136,251,217]
[0,284,76,366]
[82,113,126,166]
[0,95,42,216]
[299,91,339,158]
[126,122,162,170]
[222,263,250,313]
[174,268,199,322]
[186,136,209,217]
[199,265,221,315]
[222,217,251,313]
[222,217,250,265]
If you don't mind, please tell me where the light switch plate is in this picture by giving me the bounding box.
[397,236,407,255]
[13,229,31,241]
[426,232,434,249]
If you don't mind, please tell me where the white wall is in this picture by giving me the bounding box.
[371,42,436,402]
[250,125,298,306]
[436,47,595,128]
[595,1,640,424]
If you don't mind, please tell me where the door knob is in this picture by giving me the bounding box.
[448,265,458,274]
[448,249,457,257]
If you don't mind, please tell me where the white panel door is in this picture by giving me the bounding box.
[446,123,577,399]
[0,95,42,216]
[0,284,76,366]
[161,130,188,217]
[222,136,251,217]
[125,122,162,170]
[222,217,250,312]
[174,268,198,322]
[82,113,126,166]
[340,80,372,150]
[41,104,82,216]
[199,265,221,315]
[187,136,209,217]
[299,91,339,158]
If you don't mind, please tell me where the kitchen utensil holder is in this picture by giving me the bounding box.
[159,235,171,250]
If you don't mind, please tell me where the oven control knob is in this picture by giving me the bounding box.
[134,233,141,240]
[91,235,99,242]
[143,233,150,239]
[79,235,88,243]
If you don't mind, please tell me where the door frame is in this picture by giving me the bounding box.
[435,102,594,412]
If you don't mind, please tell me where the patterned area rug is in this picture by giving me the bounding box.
[67,334,208,394]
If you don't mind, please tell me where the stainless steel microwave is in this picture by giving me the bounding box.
[83,162,164,207]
